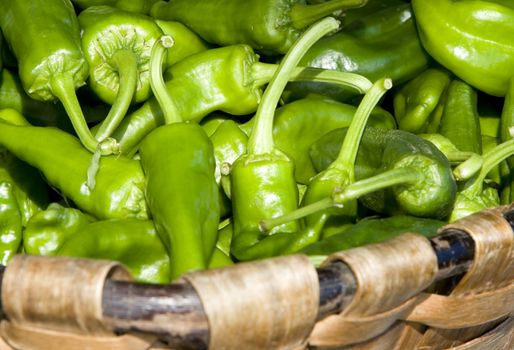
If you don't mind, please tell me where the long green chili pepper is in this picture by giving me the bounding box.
[412,0,514,97]
[151,0,366,54]
[71,0,159,14]
[24,203,95,257]
[139,36,220,280]
[111,44,372,156]
[79,6,165,142]
[0,110,147,220]
[0,0,117,155]
[57,219,170,284]
[229,18,341,261]
[439,80,482,154]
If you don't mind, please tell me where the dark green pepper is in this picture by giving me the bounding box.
[0,110,147,220]
[58,219,170,284]
[24,203,94,256]
[412,0,514,97]
[286,2,430,101]
[139,37,220,280]
[151,0,365,54]
[0,0,117,154]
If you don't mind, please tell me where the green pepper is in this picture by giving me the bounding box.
[301,215,444,256]
[71,0,159,14]
[286,2,430,101]
[438,80,482,154]
[500,78,514,203]
[229,18,341,261]
[419,134,477,165]
[0,0,117,155]
[111,44,371,156]
[304,127,457,219]
[0,110,147,220]
[138,36,220,280]
[23,203,94,256]
[57,219,170,284]
[151,0,365,55]
[0,181,22,264]
[394,68,451,133]
[412,0,514,97]
[78,6,165,142]
[480,116,500,139]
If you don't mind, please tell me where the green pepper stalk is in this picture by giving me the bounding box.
[139,36,220,280]
[71,0,159,14]
[258,79,391,252]
[412,0,514,97]
[450,137,514,222]
[286,2,430,102]
[57,219,170,284]
[420,134,479,165]
[262,127,457,232]
[79,6,166,142]
[229,18,341,262]
[0,110,147,220]
[394,68,451,134]
[111,44,372,156]
[0,0,118,155]
[24,203,95,257]
[151,0,366,55]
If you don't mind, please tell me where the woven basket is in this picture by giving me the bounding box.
[0,205,512,350]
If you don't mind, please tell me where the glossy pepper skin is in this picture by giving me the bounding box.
[0,0,117,154]
[0,111,148,220]
[412,0,514,97]
[0,182,22,264]
[58,219,170,284]
[139,124,219,280]
[24,203,94,256]
[71,0,159,14]
[310,127,457,219]
[287,3,430,101]
[151,0,366,54]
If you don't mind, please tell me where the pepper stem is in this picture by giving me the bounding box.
[260,167,420,232]
[50,74,118,155]
[95,50,138,141]
[149,35,182,125]
[251,62,372,94]
[290,0,366,30]
[330,78,392,180]
[247,17,340,155]
[459,138,514,195]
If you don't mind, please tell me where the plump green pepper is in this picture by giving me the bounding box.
[0,0,117,155]
[286,2,430,101]
[111,44,371,156]
[58,219,170,284]
[139,37,220,280]
[151,0,365,54]
[0,110,147,220]
[412,0,514,97]
[71,0,159,14]
[24,203,95,256]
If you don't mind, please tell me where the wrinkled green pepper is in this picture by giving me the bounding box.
[0,110,147,220]
[286,2,430,101]
[0,0,117,155]
[58,219,170,284]
[24,203,94,256]
[151,0,365,54]
[412,0,514,97]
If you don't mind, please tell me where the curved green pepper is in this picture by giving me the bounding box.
[0,0,117,155]
[79,6,165,142]
[71,0,159,14]
[24,203,94,256]
[58,219,170,284]
[286,2,430,101]
[412,0,514,97]
[151,0,365,54]
[0,110,147,220]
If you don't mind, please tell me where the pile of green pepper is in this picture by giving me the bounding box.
[0,0,512,283]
